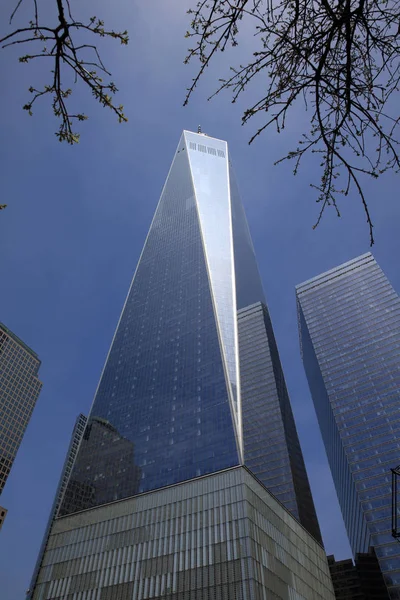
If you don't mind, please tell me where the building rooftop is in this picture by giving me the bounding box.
[0,321,39,360]
[296,252,374,294]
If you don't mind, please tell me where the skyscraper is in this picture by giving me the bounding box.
[27,414,87,598]
[296,252,400,598]
[327,548,389,599]
[238,302,321,541]
[59,130,320,537]
[30,131,331,600]
[0,321,42,496]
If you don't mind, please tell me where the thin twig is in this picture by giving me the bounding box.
[1,0,128,144]
[184,0,400,244]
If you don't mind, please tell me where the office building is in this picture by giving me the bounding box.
[238,302,321,540]
[296,253,400,598]
[0,322,42,494]
[328,548,388,599]
[355,549,390,599]
[31,131,329,599]
[328,555,365,599]
[27,414,87,598]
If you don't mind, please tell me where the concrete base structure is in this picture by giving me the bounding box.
[31,467,334,600]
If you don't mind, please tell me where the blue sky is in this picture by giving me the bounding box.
[1,1,400,598]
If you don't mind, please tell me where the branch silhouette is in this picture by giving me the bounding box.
[1,0,128,144]
[185,0,400,244]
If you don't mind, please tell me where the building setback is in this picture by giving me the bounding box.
[30,131,330,599]
[296,253,400,598]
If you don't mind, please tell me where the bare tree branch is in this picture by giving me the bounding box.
[185,0,400,244]
[1,0,129,144]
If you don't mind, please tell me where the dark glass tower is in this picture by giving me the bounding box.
[327,549,389,599]
[58,131,320,542]
[27,414,87,598]
[238,303,322,542]
[57,131,321,540]
[296,253,400,598]
[29,131,332,600]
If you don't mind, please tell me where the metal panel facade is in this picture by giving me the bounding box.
[33,467,334,600]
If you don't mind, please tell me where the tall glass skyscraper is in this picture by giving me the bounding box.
[59,130,319,538]
[296,252,400,598]
[30,131,330,600]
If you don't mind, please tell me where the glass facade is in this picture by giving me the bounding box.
[238,303,322,544]
[296,252,400,598]
[60,132,240,516]
[58,130,320,547]
[185,132,239,420]
[327,549,389,599]
[28,414,87,598]
[0,322,42,495]
[229,165,266,311]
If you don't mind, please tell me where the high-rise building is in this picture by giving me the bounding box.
[296,253,400,598]
[238,302,321,541]
[0,322,42,495]
[327,548,388,599]
[31,131,331,600]
[355,548,390,599]
[27,414,87,598]
[58,130,320,540]
[328,555,364,600]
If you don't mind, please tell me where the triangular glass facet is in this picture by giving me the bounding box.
[185,132,240,438]
[59,134,239,516]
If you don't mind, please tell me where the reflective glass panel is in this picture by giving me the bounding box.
[297,253,400,594]
[186,132,239,421]
[60,134,239,515]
